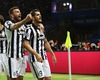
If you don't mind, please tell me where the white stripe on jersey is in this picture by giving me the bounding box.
[13,30,17,58]
[19,35,22,57]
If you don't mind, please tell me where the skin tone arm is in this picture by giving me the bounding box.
[23,40,43,62]
[44,38,57,65]
[10,14,32,30]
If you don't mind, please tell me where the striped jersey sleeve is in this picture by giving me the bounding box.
[4,20,14,30]
[24,27,33,41]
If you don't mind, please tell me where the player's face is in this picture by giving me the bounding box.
[34,11,42,23]
[11,9,21,21]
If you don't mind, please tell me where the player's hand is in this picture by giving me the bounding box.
[36,54,43,62]
[52,54,57,65]
[25,14,32,22]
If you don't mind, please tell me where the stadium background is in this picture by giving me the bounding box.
[1,0,100,80]
[1,0,100,45]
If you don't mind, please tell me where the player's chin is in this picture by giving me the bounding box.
[18,18,21,21]
[38,20,42,23]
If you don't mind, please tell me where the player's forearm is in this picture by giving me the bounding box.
[10,18,28,30]
[23,41,39,56]
[45,41,55,56]
[23,40,43,62]
[10,14,32,30]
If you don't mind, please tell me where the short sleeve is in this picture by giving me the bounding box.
[4,20,14,31]
[24,27,33,41]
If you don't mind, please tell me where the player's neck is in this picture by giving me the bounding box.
[11,18,21,23]
[32,21,39,27]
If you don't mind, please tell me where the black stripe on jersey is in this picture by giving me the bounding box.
[24,28,28,40]
[11,31,14,57]
[29,28,35,62]
[8,42,10,56]
[41,40,44,60]
[6,40,7,52]
[21,35,24,57]
[17,30,19,58]
[8,58,12,78]
[35,29,39,54]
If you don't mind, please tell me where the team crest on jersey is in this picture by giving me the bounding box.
[38,33,45,40]
[18,26,25,35]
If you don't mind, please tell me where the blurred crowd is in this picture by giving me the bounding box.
[49,40,67,51]
[76,41,100,51]
[48,40,100,51]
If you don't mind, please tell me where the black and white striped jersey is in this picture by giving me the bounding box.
[24,24,47,62]
[0,27,7,53]
[4,20,26,58]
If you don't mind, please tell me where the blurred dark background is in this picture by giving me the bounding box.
[1,0,100,46]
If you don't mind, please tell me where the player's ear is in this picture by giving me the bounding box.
[10,14,14,19]
[32,17,34,21]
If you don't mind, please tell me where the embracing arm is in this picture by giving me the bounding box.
[23,40,43,62]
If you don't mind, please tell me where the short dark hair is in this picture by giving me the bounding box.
[9,6,19,16]
[0,15,4,25]
[30,9,40,16]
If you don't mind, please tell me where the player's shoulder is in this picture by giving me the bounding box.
[39,23,44,28]
[27,24,31,27]
[26,24,33,29]
[5,20,12,23]
[5,20,13,25]
[24,24,31,31]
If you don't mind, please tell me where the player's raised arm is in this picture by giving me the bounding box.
[10,14,32,30]
[6,6,32,31]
